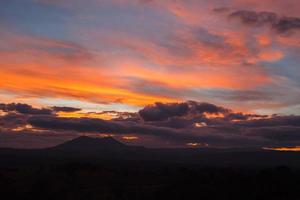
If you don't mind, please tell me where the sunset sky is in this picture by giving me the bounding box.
[1,0,300,148]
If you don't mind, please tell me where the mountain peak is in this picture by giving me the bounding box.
[75,136,118,142]
[54,136,127,151]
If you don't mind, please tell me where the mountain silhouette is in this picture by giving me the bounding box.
[53,136,128,151]
[1,136,300,167]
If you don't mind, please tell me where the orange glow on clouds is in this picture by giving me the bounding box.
[57,111,119,120]
[0,0,299,115]
[258,50,284,62]
[257,35,272,46]
[263,147,300,152]
[186,142,209,148]
[194,122,207,128]
[122,136,139,140]
[11,125,34,132]
[0,32,274,109]
[0,64,175,107]
[0,111,6,116]
[186,143,201,147]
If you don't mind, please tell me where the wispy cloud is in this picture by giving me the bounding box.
[0,0,300,115]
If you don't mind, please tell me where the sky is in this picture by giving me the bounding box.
[1,0,300,149]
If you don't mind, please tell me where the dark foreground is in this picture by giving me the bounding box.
[1,163,300,200]
[1,136,300,200]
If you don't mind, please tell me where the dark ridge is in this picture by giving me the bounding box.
[0,136,300,168]
[53,136,128,151]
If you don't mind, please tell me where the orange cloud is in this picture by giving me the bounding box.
[277,36,300,47]
[2,0,297,113]
[257,35,272,46]
[0,30,181,106]
[0,64,175,106]
[122,136,139,140]
[56,110,131,120]
[105,29,273,90]
[258,50,284,62]
[0,27,275,109]
[264,146,300,152]
[121,64,271,90]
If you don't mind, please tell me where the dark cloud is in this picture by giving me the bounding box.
[0,113,28,130]
[235,116,300,127]
[146,117,199,129]
[2,101,300,148]
[276,17,300,33]
[139,102,189,121]
[139,101,228,122]
[27,114,278,148]
[0,103,83,116]
[229,10,300,33]
[190,101,229,114]
[27,115,266,147]
[245,126,300,142]
[0,103,52,115]
[229,10,278,26]
[28,115,180,138]
[52,106,81,112]
[225,112,248,121]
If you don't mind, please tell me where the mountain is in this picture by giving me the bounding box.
[48,136,147,160]
[1,136,300,167]
[53,136,128,151]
